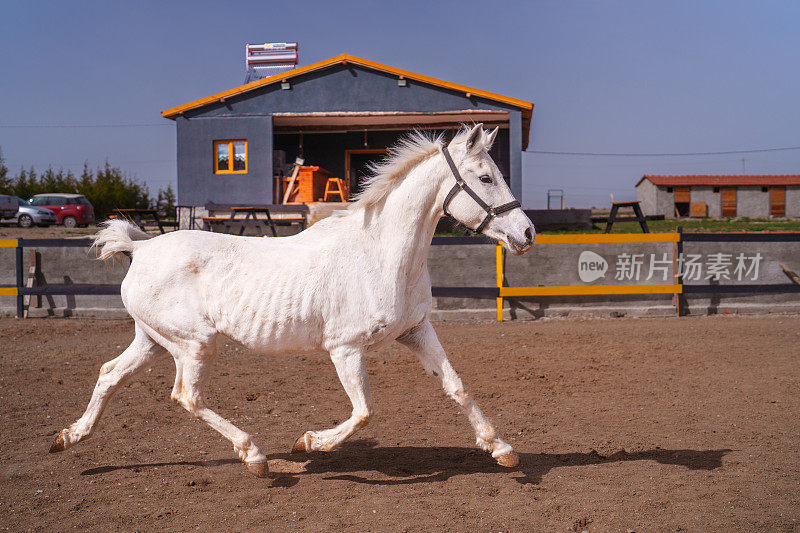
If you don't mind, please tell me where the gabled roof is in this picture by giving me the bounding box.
[161,54,533,146]
[636,174,800,187]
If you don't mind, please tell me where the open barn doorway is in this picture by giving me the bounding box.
[345,149,387,197]
[674,186,691,217]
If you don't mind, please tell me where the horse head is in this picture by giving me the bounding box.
[441,124,535,255]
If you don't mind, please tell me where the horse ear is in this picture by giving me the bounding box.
[465,123,484,154]
[486,127,499,149]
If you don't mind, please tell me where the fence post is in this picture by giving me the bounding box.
[496,243,504,322]
[15,240,23,318]
[676,226,684,316]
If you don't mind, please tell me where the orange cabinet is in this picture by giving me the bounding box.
[282,166,332,204]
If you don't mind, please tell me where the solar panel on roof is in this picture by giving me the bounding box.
[245,42,298,83]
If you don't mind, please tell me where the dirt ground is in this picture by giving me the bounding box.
[1,315,798,532]
[0,224,132,239]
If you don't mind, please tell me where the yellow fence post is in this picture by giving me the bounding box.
[496,243,504,322]
[0,240,20,297]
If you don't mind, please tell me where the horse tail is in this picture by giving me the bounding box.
[93,219,152,262]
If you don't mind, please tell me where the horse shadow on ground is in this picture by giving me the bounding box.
[81,439,732,488]
[81,458,240,476]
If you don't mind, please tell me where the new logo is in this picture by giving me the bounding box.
[578,251,608,283]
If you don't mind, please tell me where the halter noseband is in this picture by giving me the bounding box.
[440,145,521,234]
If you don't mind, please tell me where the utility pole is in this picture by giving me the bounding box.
[741,157,747,173]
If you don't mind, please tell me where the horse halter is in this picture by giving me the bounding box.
[440,145,521,233]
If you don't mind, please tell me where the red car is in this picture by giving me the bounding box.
[29,194,96,228]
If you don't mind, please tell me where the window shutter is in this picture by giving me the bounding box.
[674,187,691,203]
[770,187,786,217]
[721,188,737,217]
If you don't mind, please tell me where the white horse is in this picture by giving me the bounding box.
[50,124,535,478]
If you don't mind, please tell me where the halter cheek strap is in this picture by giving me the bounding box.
[440,145,521,233]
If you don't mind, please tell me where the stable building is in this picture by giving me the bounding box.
[636,174,800,218]
[162,53,533,227]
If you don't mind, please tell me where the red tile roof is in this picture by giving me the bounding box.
[637,174,800,187]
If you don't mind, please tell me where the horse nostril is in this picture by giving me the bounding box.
[524,227,533,244]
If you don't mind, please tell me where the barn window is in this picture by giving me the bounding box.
[761,186,769,193]
[666,187,673,193]
[214,140,248,174]
[713,187,720,193]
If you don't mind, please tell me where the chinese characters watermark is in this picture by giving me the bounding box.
[581,252,763,282]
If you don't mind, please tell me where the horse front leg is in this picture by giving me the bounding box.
[398,321,519,468]
[291,345,373,453]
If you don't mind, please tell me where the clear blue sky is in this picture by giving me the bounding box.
[1,0,798,208]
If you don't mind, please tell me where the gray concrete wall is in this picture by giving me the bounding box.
[176,115,273,207]
[429,242,678,320]
[638,180,676,218]
[737,186,769,218]
[690,186,721,218]
[636,179,657,216]
[0,245,128,317]
[787,186,800,217]
[429,240,800,320]
[658,187,674,218]
[4,239,799,320]
[178,64,525,205]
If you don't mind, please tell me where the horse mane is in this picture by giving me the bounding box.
[349,127,475,210]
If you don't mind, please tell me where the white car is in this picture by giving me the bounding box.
[6,196,57,227]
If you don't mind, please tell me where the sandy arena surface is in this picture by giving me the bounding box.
[1,315,798,531]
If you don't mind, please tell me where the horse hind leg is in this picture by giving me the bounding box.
[50,323,166,453]
[169,350,269,478]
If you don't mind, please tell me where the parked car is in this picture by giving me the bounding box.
[0,194,19,220]
[9,196,57,227]
[29,193,95,228]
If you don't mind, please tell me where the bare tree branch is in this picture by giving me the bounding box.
[780,264,800,285]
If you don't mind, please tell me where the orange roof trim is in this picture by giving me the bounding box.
[637,174,800,187]
[161,54,533,119]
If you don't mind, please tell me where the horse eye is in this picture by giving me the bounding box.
[479,175,493,184]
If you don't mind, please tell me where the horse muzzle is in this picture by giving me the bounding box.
[505,226,535,255]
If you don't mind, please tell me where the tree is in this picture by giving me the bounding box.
[0,151,154,220]
[83,162,151,220]
[0,147,11,194]
[12,167,38,200]
[156,184,177,219]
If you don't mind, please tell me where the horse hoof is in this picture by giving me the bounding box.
[291,435,307,454]
[49,430,67,453]
[245,461,269,478]
[496,451,519,468]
